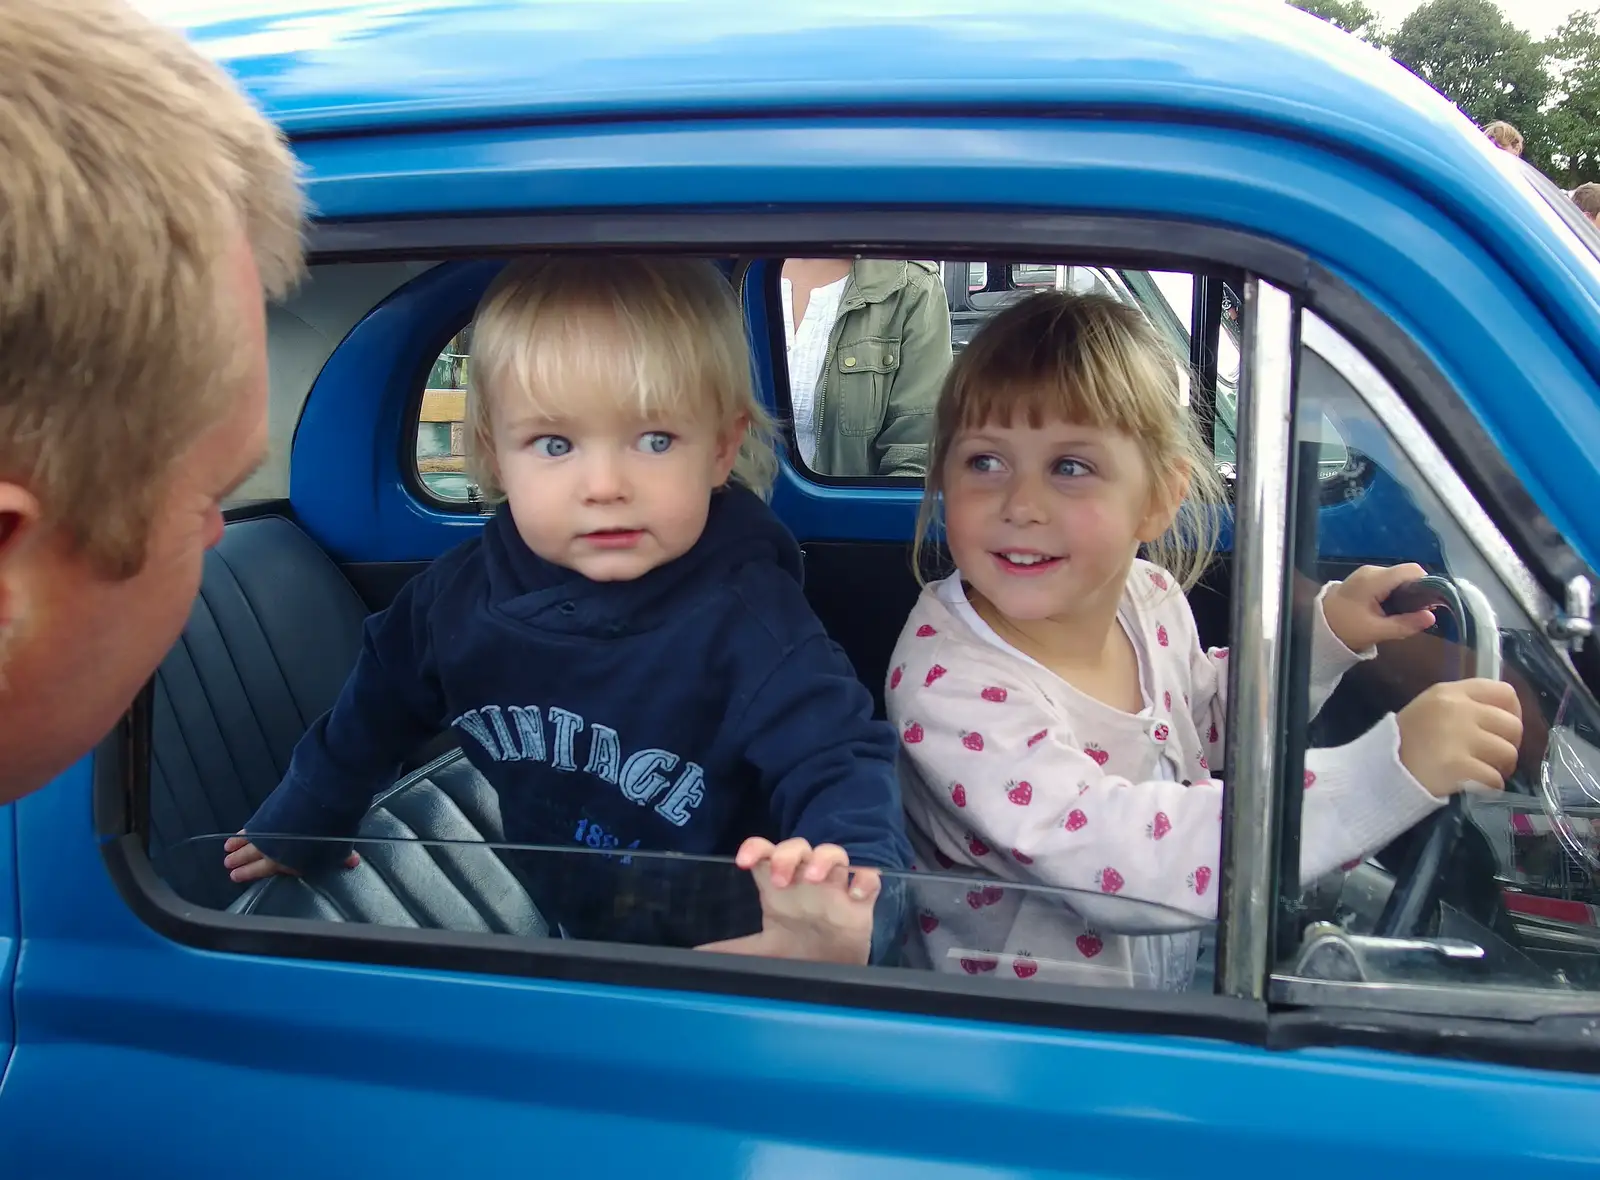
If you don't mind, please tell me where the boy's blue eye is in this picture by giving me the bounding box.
[531,435,572,458]
[638,431,674,454]
[967,453,1003,474]
[1053,457,1092,478]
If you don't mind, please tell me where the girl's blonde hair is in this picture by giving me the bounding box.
[466,255,777,500]
[915,290,1226,590]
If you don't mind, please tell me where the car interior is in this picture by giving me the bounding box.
[130,251,1600,1002]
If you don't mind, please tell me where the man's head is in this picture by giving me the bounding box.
[1484,121,1524,157]
[0,0,305,803]
[1573,183,1600,226]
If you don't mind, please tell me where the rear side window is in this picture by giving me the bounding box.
[414,326,478,506]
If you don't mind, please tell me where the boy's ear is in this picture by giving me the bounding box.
[714,414,748,483]
[1137,459,1190,544]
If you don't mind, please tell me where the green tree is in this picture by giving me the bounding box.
[1543,8,1600,185]
[1288,0,1384,43]
[1390,0,1551,167]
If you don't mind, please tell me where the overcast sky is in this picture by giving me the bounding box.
[1364,0,1585,37]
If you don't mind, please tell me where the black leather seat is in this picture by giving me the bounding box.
[228,750,548,938]
[150,515,370,909]
[147,515,547,941]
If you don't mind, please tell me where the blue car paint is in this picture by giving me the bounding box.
[7,767,1600,1176]
[0,801,16,1091]
[4,0,1600,1170]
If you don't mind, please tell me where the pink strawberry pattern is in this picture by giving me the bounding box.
[1150,811,1172,840]
[924,664,947,688]
[1084,744,1110,766]
[933,848,955,869]
[1065,809,1088,831]
[966,833,990,857]
[961,731,985,752]
[903,721,924,744]
[1157,624,1170,647]
[1153,723,1169,743]
[918,911,939,934]
[1075,931,1104,958]
[889,664,905,690]
[1012,956,1039,979]
[981,885,1003,905]
[1207,723,1219,743]
[959,957,998,974]
[1006,780,1033,806]
[1189,866,1213,895]
[1163,691,1172,711]
[1098,866,1125,894]
[916,624,938,638]
[981,686,1008,703]
[1198,755,1208,770]
[1011,847,1034,865]
[950,782,967,808]
[1027,729,1048,748]
[1304,769,1317,790]
[1149,570,1169,591]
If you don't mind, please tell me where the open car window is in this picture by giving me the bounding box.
[154,831,1216,990]
[1275,310,1600,1017]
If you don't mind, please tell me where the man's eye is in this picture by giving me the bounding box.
[637,431,674,455]
[531,435,573,458]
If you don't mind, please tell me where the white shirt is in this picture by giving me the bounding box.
[888,561,1443,990]
[780,274,849,467]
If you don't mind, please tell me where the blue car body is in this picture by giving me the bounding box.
[4,1,1600,1174]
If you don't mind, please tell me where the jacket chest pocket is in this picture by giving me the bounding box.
[832,335,899,436]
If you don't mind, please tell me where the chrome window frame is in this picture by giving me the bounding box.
[1216,277,1299,1000]
[1267,311,1600,1021]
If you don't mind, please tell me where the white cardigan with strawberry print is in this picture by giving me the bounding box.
[886,560,1444,990]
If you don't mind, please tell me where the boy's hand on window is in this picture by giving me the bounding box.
[1322,563,1435,653]
[223,831,361,883]
[701,837,880,965]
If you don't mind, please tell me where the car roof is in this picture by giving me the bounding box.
[153,0,1486,145]
[149,0,1600,325]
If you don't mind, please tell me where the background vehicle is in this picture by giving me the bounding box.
[4,1,1600,1173]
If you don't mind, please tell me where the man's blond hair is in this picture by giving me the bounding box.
[1484,121,1524,156]
[466,256,777,499]
[0,0,305,577]
[1573,183,1600,219]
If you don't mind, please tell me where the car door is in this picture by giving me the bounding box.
[7,114,1600,1176]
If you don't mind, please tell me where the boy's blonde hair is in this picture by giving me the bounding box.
[915,290,1225,590]
[1484,121,1524,156]
[0,0,306,578]
[466,256,777,499]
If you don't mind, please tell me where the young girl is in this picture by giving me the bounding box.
[887,291,1524,989]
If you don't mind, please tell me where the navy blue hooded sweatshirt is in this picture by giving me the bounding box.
[246,485,911,948]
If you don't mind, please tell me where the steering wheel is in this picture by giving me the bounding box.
[1370,575,1503,938]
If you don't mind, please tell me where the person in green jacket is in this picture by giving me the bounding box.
[781,258,953,479]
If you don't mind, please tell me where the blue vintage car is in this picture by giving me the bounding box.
[5,0,1600,1173]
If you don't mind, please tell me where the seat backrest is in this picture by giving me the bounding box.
[150,514,370,908]
[227,750,548,939]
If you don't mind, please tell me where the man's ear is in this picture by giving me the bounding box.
[715,414,749,484]
[0,482,42,649]
[1137,459,1191,544]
